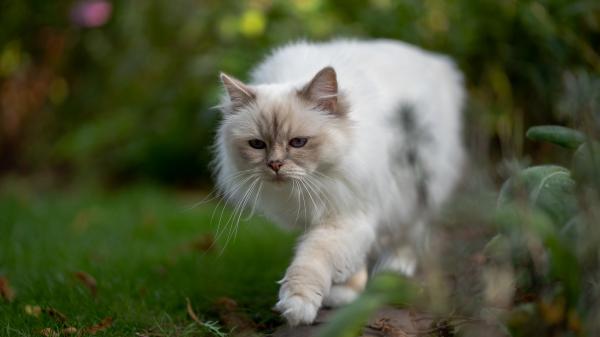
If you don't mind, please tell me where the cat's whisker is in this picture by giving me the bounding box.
[210,170,261,256]
[184,188,221,210]
[243,181,263,221]
[298,178,319,215]
[289,178,307,230]
[311,170,336,182]
[219,175,257,229]
[308,173,337,206]
[296,179,308,229]
[233,176,262,240]
[286,177,299,201]
[214,173,255,231]
[235,176,261,225]
[231,177,261,242]
[213,173,259,251]
[209,196,224,231]
[305,175,331,207]
[291,180,302,226]
[300,180,309,231]
[220,176,261,254]
[188,168,261,210]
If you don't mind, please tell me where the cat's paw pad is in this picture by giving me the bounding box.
[275,294,319,326]
[322,284,360,307]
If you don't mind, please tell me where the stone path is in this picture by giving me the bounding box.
[272,307,503,337]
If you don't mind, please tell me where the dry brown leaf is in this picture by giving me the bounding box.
[187,298,242,336]
[61,326,77,335]
[186,298,202,325]
[42,307,67,324]
[39,328,59,337]
[368,318,409,337]
[214,297,257,333]
[188,297,257,336]
[539,297,566,325]
[84,317,113,334]
[430,319,455,337]
[214,297,238,311]
[25,304,42,317]
[190,234,216,253]
[0,276,16,302]
[74,271,97,296]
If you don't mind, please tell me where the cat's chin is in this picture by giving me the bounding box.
[269,174,289,184]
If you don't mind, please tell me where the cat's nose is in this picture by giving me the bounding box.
[267,160,284,172]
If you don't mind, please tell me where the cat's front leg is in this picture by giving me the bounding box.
[276,215,375,326]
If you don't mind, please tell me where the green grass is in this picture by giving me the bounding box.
[0,180,295,336]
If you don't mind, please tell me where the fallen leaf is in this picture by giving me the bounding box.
[0,276,16,302]
[74,271,97,296]
[61,327,77,335]
[39,328,59,337]
[84,317,113,334]
[25,304,42,317]
[430,319,455,337]
[539,297,566,325]
[214,297,257,333]
[186,298,202,325]
[190,234,216,253]
[43,307,68,324]
[368,318,408,337]
[214,297,238,311]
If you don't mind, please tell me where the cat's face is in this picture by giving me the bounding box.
[218,67,351,184]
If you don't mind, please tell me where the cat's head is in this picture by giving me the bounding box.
[217,67,352,185]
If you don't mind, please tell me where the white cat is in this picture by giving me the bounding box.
[213,39,465,326]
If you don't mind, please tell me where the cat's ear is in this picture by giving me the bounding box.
[300,66,340,114]
[220,72,255,112]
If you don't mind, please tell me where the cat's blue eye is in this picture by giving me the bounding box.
[248,139,266,149]
[289,137,308,148]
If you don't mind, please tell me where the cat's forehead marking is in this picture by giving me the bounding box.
[255,100,298,143]
[271,109,281,141]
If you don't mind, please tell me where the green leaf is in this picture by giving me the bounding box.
[526,125,585,149]
[544,235,581,300]
[494,205,581,301]
[498,165,578,226]
[366,272,422,304]
[317,294,385,337]
[317,273,420,337]
[572,141,600,189]
[482,234,511,259]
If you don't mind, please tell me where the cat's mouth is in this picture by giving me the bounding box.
[270,174,287,183]
[264,171,291,184]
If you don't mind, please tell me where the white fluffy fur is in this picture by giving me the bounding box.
[214,39,465,326]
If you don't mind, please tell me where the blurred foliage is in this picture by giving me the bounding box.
[1,0,599,184]
[320,125,600,336]
[526,125,585,149]
[317,273,422,337]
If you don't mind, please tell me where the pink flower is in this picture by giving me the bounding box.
[71,0,112,28]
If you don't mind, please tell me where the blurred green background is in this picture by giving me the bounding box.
[2,0,599,185]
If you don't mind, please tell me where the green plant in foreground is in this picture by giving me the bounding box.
[495,125,599,336]
[319,125,599,337]
[317,273,422,337]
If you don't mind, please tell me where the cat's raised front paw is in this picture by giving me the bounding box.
[275,294,319,326]
[276,266,327,326]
